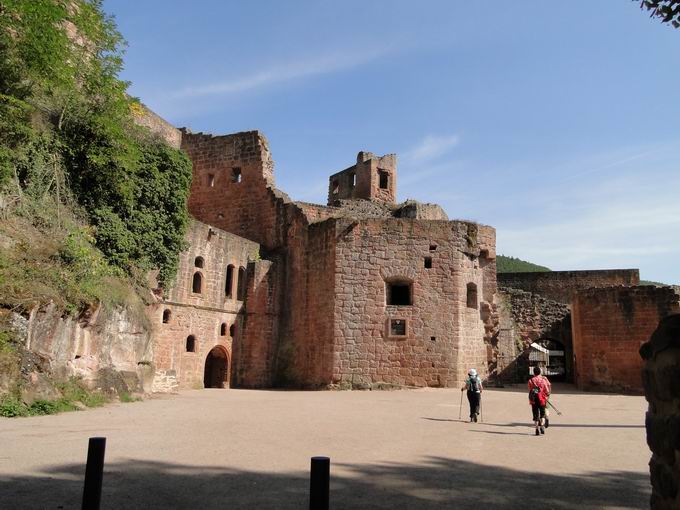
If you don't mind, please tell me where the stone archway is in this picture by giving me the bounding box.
[204,346,229,388]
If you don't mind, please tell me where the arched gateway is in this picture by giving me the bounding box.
[204,346,229,388]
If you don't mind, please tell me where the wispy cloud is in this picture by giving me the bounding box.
[169,46,392,99]
[401,134,460,164]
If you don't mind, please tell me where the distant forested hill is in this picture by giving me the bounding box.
[496,255,551,273]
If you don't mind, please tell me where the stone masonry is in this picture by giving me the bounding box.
[572,286,679,393]
[640,314,680,509]
[150,128,497,390]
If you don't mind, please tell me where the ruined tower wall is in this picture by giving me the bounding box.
[327,152,397,206]
[498,269,640,304]
[330,219,494,388]
[572,286,679,393]
[151,220,259,390]
[181,131,285,250]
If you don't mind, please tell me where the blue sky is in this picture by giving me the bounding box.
[105,0,680,284]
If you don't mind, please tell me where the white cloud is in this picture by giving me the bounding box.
[169,46,392,99]
[401,134,460,164]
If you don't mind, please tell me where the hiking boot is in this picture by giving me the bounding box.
[540,426,545,435]
[470,417,474,422]
[535,428,540,436]
[545,418,549,428]
[473,414,478,423]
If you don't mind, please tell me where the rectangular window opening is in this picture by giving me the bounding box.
[390,319,406,336]
[429,244,437,251]
[207,174,215,187]
[424,257,433,269]
[387,282,412,306]
[349,173,356,188]
[378,169,389,189]
[232,167,242,183]
[430,336,436,342]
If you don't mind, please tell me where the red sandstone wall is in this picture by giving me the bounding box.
[181,131,288,250]
[498,269,640,304]
[327,152,396,206]
[152,221,260,390]
[234,258,281,388]
[572,286,679,393]
[330,218,494,388]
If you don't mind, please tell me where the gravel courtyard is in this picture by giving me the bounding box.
[0,386,650,509]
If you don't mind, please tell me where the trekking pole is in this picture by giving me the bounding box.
[458,390,463,420]
[547,400,563,416]
[480,398,483,423]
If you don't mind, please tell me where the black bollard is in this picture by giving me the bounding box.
[82,437,106,510]
[309,456,330,510]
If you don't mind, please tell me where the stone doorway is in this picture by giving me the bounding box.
[204,346,229,388]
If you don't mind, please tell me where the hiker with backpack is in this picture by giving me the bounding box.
[528,366,551,435]
[461,368,483,422]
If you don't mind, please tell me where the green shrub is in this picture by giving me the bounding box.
[0,396,28,417]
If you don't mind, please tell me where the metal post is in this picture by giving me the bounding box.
[309,456,330,510]
[82,437,106,510]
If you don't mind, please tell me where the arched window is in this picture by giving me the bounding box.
[466,283,478,309]
[236,267,246,301]
[229,324,236,338]
[186,335,196,352]
[385,278,413,306]
[192,272,203,294]
[220,323,227,336]
[225,264,234,298]
[194,256,204,268]
[162,309,171,324]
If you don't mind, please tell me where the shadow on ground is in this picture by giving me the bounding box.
[0,456,648,509]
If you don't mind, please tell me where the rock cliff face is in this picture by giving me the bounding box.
[7,303,154,400]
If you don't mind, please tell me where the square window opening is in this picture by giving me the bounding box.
[390,319,407,336]
[387,282,412,306]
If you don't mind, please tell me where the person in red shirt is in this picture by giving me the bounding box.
[528,366,551,436]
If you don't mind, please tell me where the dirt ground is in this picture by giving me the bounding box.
[0,384,650,509]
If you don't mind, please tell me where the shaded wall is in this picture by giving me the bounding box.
[496,288,571,384]
[640,314,680,509]
[498,269,640,304]
[572,286,679,393]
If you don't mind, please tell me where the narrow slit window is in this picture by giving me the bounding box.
[466,282,478,309]
[236,267,246,300]
[220,323,227,336]
[225,265,234,297]
[229,324,236,337]
[332,180,339,195]
[232,167,242,183]
[349,173,356,188]
[378,169,389,189]
[186,335,196,352]
[192,272,203,294]
[207,174,215,187]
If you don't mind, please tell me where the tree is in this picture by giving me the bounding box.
[638,0,680,27]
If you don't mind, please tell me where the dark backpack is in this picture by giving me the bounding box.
[469,377,480,392]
